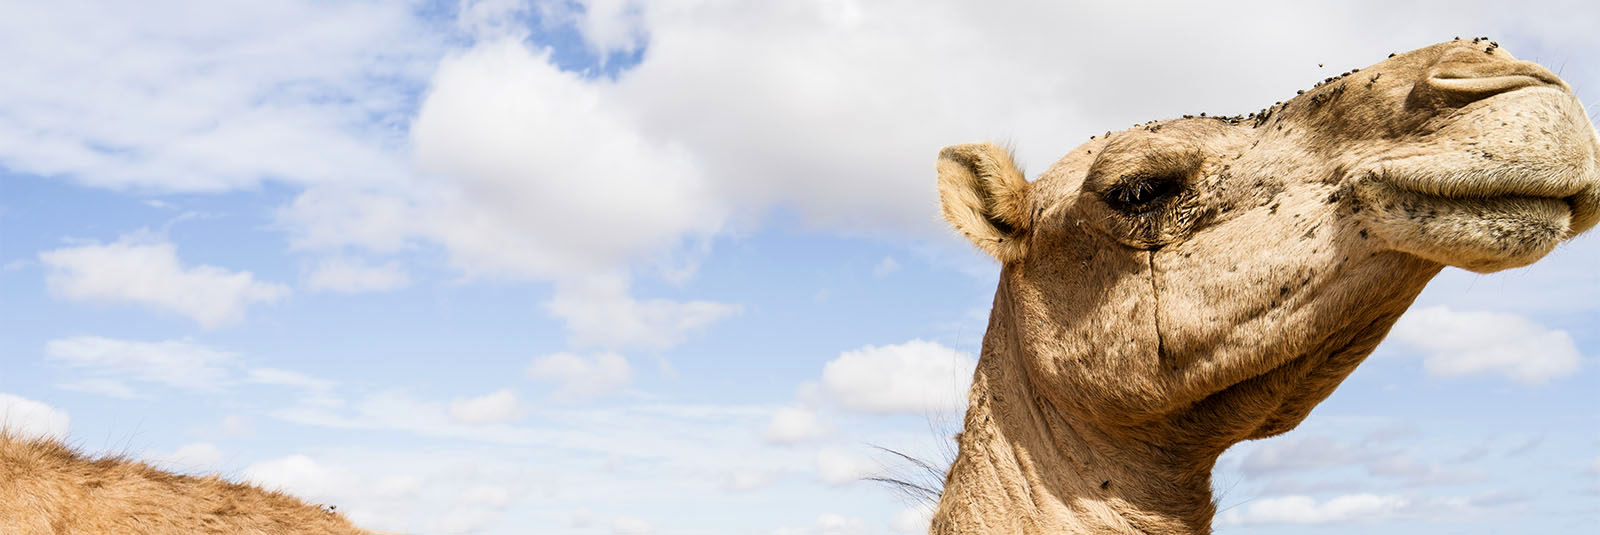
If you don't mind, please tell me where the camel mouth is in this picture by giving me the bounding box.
[1353,172,1579,272]
[1360,84,1600,259]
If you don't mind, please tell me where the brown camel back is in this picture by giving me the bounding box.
[0,433,364,535]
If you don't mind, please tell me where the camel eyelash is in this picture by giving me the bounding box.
[1104,172,1185,214]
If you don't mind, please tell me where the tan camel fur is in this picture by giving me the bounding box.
[934,40,1600,534]
[0,433,364,534]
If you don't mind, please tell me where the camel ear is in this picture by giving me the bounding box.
[937,143,1032,262]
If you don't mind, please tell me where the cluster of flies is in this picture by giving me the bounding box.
[1088,36,1500,142]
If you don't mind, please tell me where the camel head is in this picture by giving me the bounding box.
[933,40,1599,534]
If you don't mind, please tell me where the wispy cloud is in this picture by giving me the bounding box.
[44,336,341,401]
[0,0,437,192]
[1233,433,1484,487]
[1388,306,1582,385]
[1219,493,1409,525]
[39,233,289,327]
[305,256,411,294]
[763,406,831,444]
[526,352,633,401]
[45,336,236,392]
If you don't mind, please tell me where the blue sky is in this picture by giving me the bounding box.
[1,1,1597,533]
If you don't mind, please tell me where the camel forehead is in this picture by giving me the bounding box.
[1030,38,1549,202]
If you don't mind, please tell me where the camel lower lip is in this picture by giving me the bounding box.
[1353,175,1574,272]
[1400,192,1575,209]
[1389,192,1572,221]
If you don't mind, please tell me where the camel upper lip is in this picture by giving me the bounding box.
[1368,166,1589,202]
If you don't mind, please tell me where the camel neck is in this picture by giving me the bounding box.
[932,284,1219,535]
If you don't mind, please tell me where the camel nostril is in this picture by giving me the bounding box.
[1426,73,1552,100]
[1419,46,1569,105]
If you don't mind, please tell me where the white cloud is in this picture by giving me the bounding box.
[237,448,536,534]
[872,256,900,278]
[0,393,70,441]
[239,451,445,533]
[247,368,338,392]
[816,448,881,485]
[773,513,868,535]
[1217,494,1408,525]
[280,187,418,253]
[545,275,741,350]
[39,233,289,327]
[891,504,936,534]
[722,468,777,492]
[219,414,255,437]
[407,38,724,281]
[461,484,513,506]
[571,507,596,528]
[57,378,143,399]
[1237,434,1356,476]
[764,406,831,444]
[45,338,339,403]
[270,392,782,478]
[437,485,516,534]
[1230,432,1484,487]
[1362,453,1481,486]
[814,514,867,535]
[242,454,360,505]
[1388,306,1582,385]
[820,339,975,414]
[526,352,632,401]
[542,0,647,59]
[305,256,410,293]
[373,475,424,500]
[0,0,436,192]
[449,389,523,425]
[45,336,234,392]
[612,517,654,535]
[153,442,225,471]
[438,505,503,535]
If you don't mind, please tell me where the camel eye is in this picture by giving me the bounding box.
[1104,172,1182,214]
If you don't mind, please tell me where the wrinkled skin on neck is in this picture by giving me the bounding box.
[933,40,1600,534]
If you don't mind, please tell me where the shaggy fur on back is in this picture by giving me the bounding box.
[0,433,364,534]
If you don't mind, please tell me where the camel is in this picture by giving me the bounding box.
[0,432,365,534]
[931,39,1599,534]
